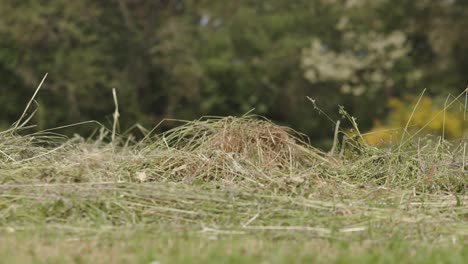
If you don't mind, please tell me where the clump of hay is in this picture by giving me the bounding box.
[0,130,65,163]
[210,117,296,165]
[136,116,330,187]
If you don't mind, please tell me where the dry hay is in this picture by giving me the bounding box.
[136,116,330,187]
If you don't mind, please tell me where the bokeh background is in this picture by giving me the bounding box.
[0,0,467,146]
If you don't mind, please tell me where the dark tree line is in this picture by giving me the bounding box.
[0,0,467,143]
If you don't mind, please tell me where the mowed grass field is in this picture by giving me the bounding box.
[0,114,467,263]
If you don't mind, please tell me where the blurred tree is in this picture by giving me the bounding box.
[0,0,466,144]
[302,0,413,129]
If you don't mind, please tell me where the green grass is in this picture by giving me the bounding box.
[0,97,467,263]
[1,227,466,264]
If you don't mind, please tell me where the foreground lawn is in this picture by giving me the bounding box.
[0,116,466,263]
[1,227,466,264]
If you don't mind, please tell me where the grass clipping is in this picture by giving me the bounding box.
[133,116,332,189]
[0,115,466,248]
[0,115,465,194]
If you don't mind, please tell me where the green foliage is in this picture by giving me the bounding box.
[0,0,467,142]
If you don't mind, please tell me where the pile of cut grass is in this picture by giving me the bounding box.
[1,115,465,192]
[0,114,467,263]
